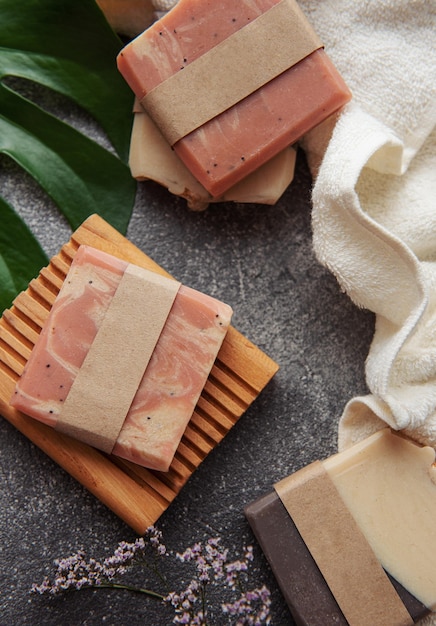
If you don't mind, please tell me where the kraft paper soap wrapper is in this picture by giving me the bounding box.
[55,263,181,453]
[141,0,323,145]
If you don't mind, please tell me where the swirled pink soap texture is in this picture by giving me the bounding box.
[11,246,232,471]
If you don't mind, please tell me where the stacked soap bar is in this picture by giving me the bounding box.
[129,101,297,210]
[245,429,435,625]
[11,246,232,471]
[117,0,351,197]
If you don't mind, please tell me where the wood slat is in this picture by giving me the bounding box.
[195,395,237,431]
[0,214,278,534]
[12,291,49,329]
[113,458,179,502]
[0,345,25,379]
[39,266,64,292]
[209,362,257,405]
[189,409,228,442]
[50,254,71,277]
[0,326,32,364]
[1,309,41,344]
[28,278,58,309]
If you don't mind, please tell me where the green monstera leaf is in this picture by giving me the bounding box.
[0,0,137,312]
[0,197,49,313]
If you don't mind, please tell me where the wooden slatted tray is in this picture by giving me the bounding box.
[0,214,278,534]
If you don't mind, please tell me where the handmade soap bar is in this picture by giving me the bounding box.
[245,429,435,626]
[96,0,154,37]
[11,245,232,471]
[129,102,297,210]
[117,0,351,197]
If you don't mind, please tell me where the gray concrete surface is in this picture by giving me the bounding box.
[0,148,375,625]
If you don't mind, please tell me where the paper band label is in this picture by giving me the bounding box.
[274,462,413,626]
[141,0,322,145]
[55,265,181,453]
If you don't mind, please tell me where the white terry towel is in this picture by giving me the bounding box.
[298,0,436,459]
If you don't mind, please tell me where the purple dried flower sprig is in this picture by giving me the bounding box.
[31,526,167,600]
[31,526,271,625]
[166,538,270,625]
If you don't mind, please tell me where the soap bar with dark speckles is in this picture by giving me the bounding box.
[117,0,351,197]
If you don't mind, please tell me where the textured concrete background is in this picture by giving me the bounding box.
[0,135,375,624]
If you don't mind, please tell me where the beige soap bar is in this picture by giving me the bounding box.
[129,105,296,210]
[324,429,436,610]
[96,0,155,36]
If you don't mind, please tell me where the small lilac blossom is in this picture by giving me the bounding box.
[222,585,272,625]
[31,527,271,625]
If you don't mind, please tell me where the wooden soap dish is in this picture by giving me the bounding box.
[0,215,278,534]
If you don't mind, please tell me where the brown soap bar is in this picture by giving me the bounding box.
[245,490,429,626]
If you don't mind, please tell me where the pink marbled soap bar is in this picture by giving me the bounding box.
[11,246,232,471]
[117,0,351,197]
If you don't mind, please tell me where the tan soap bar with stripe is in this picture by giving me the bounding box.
[322,429,436,611]
[245,429,436,625]
[10,245,233,471]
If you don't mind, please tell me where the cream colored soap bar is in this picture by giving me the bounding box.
[96,0,155,36]
[245,430,434,625]
[11,246,233,472]
[129,105,296,210]
[324,429,436,610]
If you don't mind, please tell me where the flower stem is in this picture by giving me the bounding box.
[96,582,165,600]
